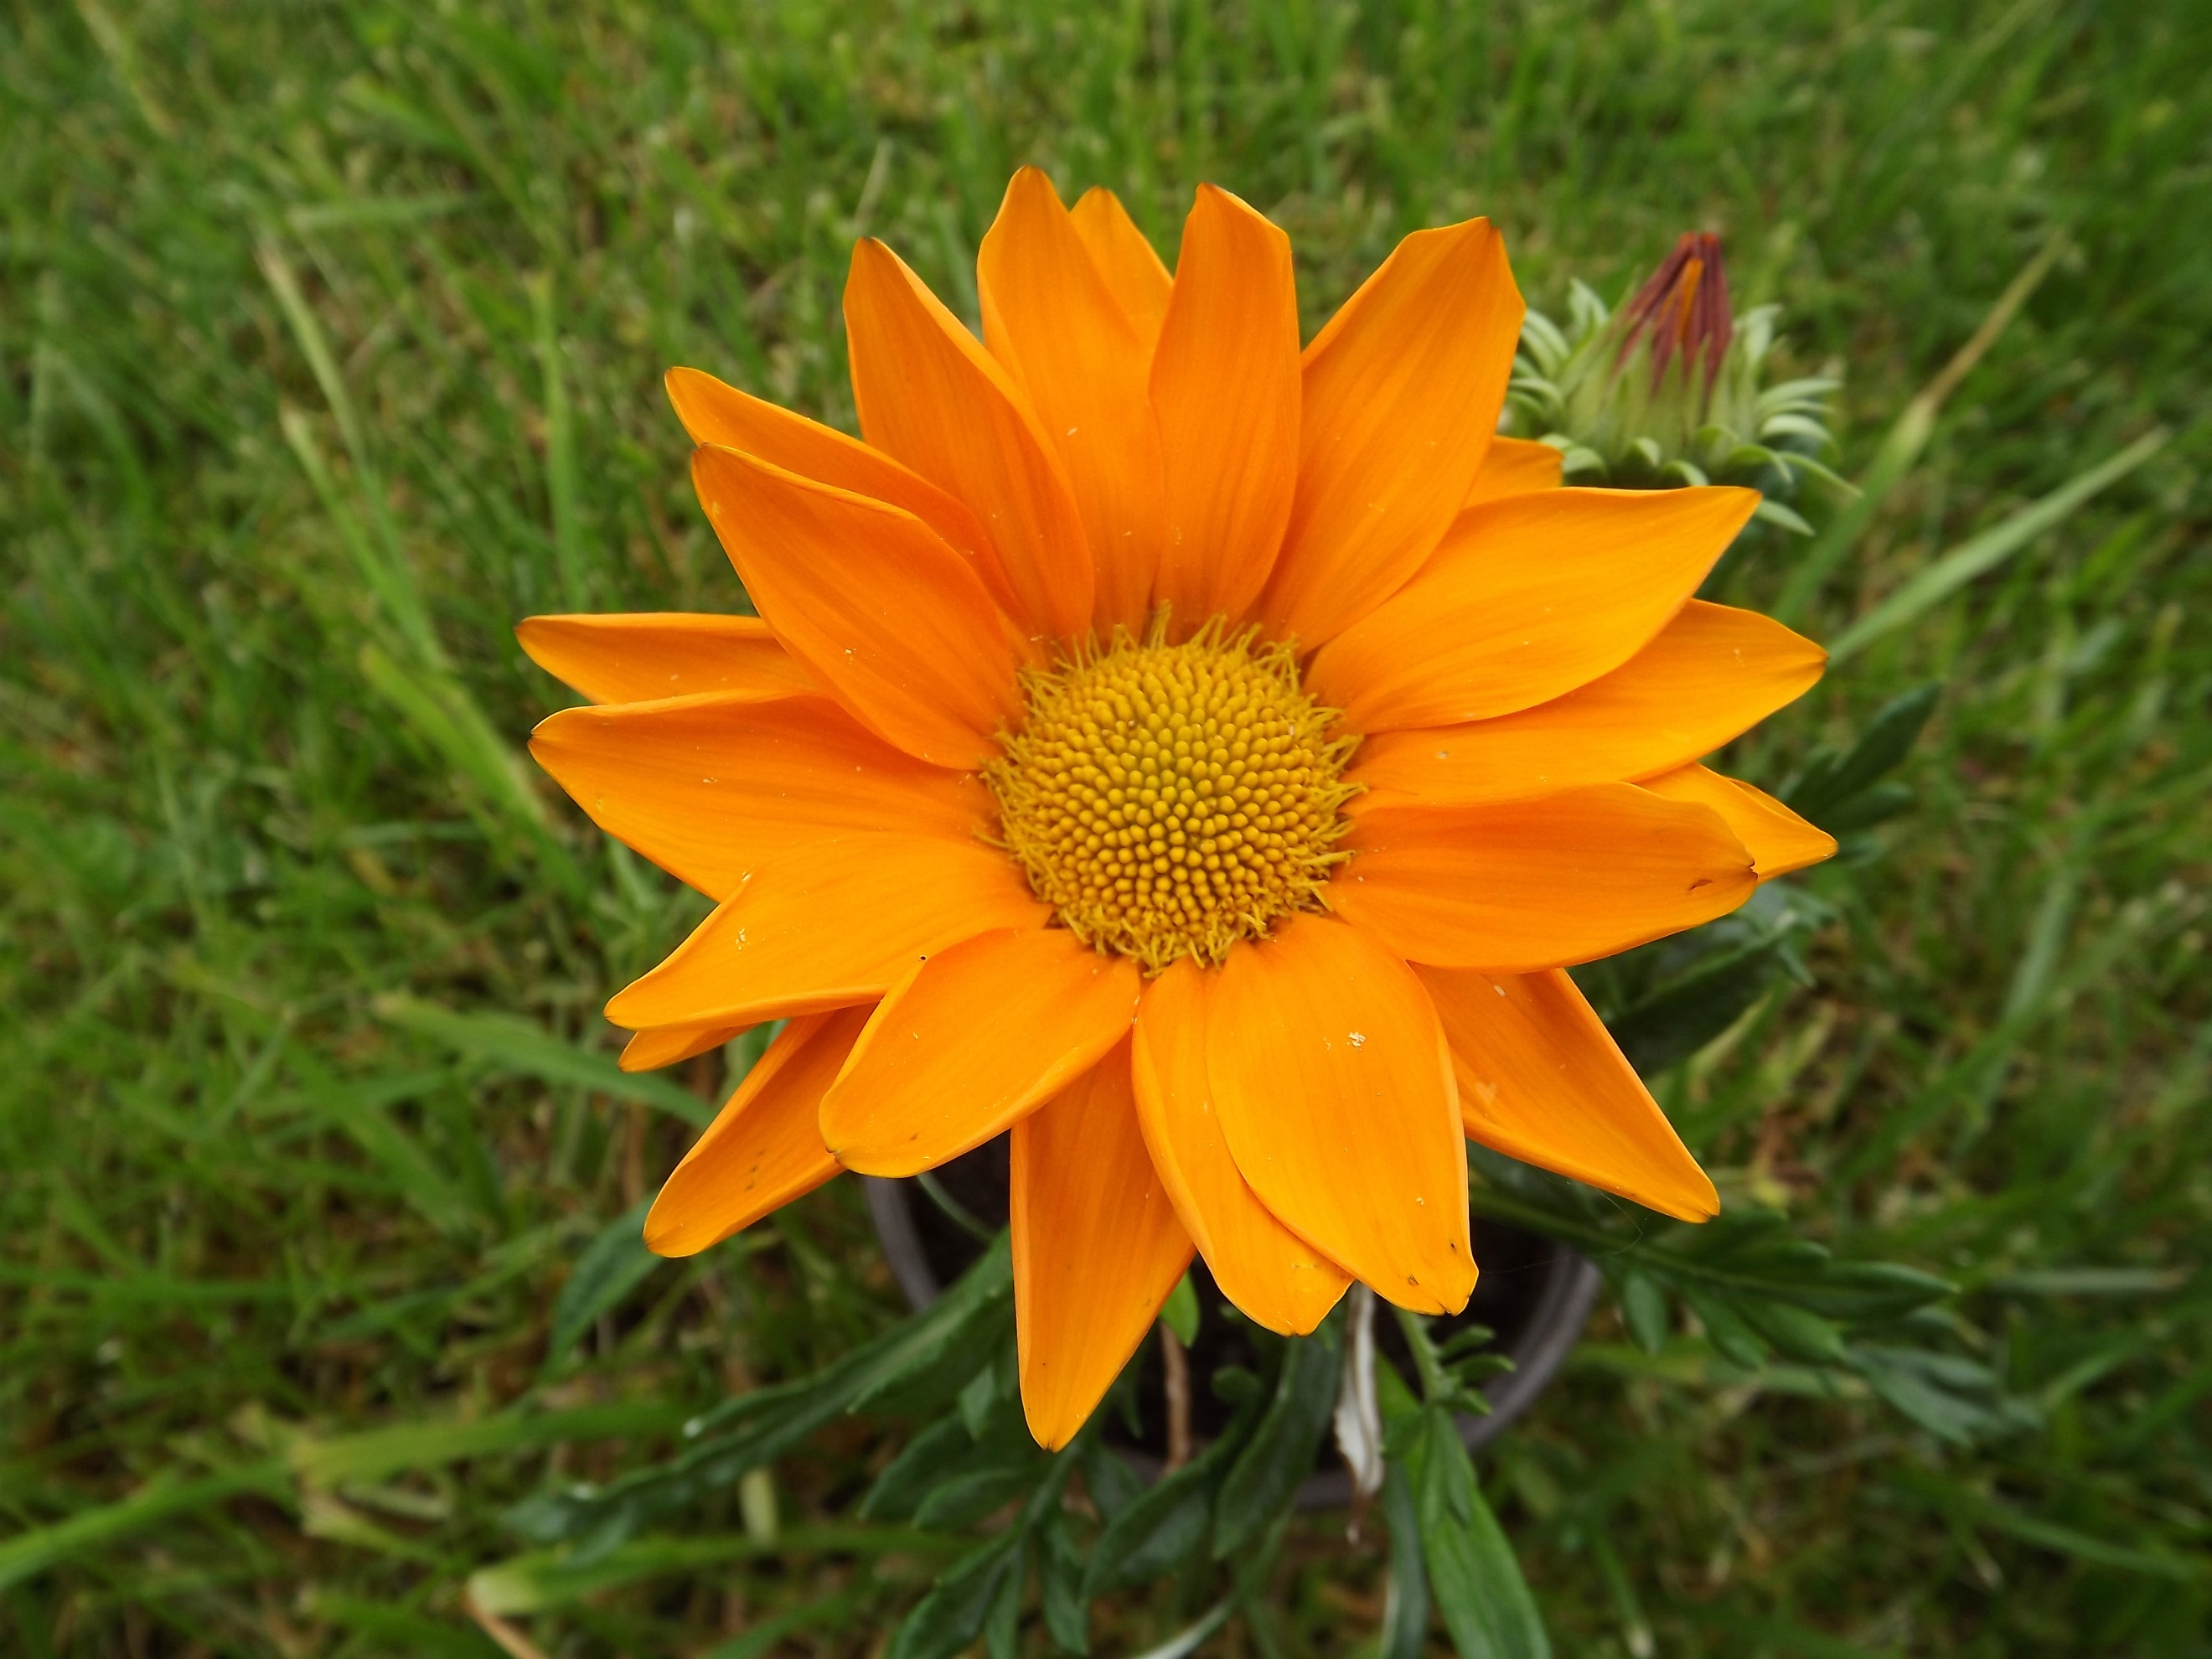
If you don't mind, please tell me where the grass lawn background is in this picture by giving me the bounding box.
[3,0,2209,1652]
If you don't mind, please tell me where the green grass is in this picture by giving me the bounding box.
[3,0,2209,1652]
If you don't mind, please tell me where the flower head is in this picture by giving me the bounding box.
[519,169,1836,1447]
[1505,230,1842,523]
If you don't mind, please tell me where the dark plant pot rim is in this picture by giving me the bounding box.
[865,1173,1599,1508]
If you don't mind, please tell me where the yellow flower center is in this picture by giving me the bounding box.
[986,619,1359,973]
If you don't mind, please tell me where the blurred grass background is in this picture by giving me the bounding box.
[3,0,2209,1653]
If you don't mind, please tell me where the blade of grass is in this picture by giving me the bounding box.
[1826,429,2169,665]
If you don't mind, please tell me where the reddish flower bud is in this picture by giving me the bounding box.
[1618,231,1733,391]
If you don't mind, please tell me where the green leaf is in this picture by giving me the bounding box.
[1620,1271,1670,1355]
[1734,1296,1848,1365]
[1380,1462,1433,1659]
[1037,1507,1090,1654]
[375,994,712,1125]
[1606,939,1788,1076]
[1213,1320,1344,1558]
[1845,1347,2039,1446]
[1161,1272,1200,1346]
[1407,1408,1550,1659]
[1077,1435,1145,1525]
[509,1236,1013,1553]
[1085,1380,1262,1598]
[544,1198,659,1372]
[0,1464,287,1593]
[293,1401,690,1489]
[1825,428,2168,665]
[861,1416,979,1524]
[914,1464,1050,1532]
[1783,684,1941,829]
[1752,496,1815,535]
[467,1524,949,1615]
[1681,1286,1770,1370]
[885,1531,1026,1659]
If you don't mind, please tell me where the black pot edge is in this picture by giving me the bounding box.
[862,1176,1601,1508]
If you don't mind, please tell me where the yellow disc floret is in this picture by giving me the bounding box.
[987,618,1360,973]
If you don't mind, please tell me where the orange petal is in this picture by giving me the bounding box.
[979,168,1165,633]
[644,1006,871,1255]
[664,367,1009,602]
[1308,484,1761,732]
[1640,765,1837,881]
[1258,220,1522,645]
[691,444,1030,769]
[1334,788,1757,972]
[1463,437,1563,507]
[620,1021,742,1073]
[1346,601,1827,808]
[607,834,1047,1033]
[1206,915,1474,1315]
[1131,962,1351,1335]
[515,612,818,706]
[1070,188,1173,351]
[819,928,1142,1177]
[530,692,991,901]
[1148,184,1300,628]
[845,237,1093,641]
[1014,1040,1195,1448]
[1416,967,1717,1222]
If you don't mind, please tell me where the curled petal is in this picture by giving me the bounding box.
[1462,437,1564,507]
[645,1006,872,1255]
[1640,765,1837,881]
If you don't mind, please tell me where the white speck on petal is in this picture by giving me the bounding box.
[1348,1031,1366,1048]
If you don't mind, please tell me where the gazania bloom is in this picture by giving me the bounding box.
[519,169,1836,1446]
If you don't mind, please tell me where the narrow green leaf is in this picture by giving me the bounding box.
[374,993,711,1125]
[1380,1462,1432,1659]
[1410,1408,1549,1659]
[1772,230,2069,625]
[468,1524,952,1615]
[1213,1321,1343,1558]
[1161,1272,1200,1346]
[292,1402,690,1488]
[527,269,587,611]
[886,1531,1026,1659]
[544,1198,660,1370]
[1827,429,2168,665]
[0,1465,287,1592]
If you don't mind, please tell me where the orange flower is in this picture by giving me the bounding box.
[519,168,1836,1447]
